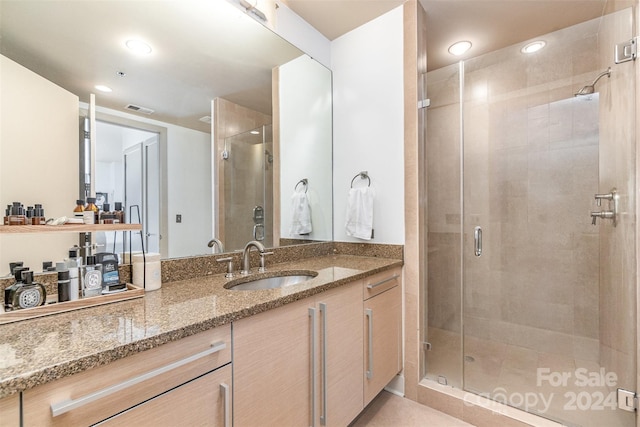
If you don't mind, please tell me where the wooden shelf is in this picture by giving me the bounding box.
[0,284,144,324]
[0,223,142,234]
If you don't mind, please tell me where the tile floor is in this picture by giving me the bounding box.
[351,391,474,427]
[424,327,634,427]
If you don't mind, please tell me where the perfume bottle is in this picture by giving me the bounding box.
[6,270,46,310]
[4,266,28,311]
[80,255,103,297]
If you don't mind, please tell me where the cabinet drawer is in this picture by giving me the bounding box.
[0,393,20,427]
[23,324,231,427]
[363,267,401,300]
[98,364,232,427]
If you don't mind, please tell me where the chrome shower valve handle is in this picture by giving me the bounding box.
[591,188,618,226]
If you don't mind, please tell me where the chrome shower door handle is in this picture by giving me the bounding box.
[474,226,482,257]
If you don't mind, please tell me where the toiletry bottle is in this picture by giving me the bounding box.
[65,247,82,300]
[80,255,103,297]
[57,262,71,302]
[114,202,125,224]
[8,202,26,225]
[84,197,99,224]
[42,261,53,272]
[73,200,85,220]
[11,270,46,309]
[32,204,46,225]
[26,206,34,225]
[4,204,11,225]
[100,204,117,224]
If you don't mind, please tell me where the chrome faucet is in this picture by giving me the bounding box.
[207,238,225,253]
[241,240,265,275]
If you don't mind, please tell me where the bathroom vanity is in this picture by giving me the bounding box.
[0,252,402,427]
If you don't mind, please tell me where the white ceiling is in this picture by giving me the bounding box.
[0,0,303,133]
[283,0,609,70]
[1,0,615,134]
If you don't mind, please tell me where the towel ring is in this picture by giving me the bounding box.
[350,171,371,188]
[295,178,308,193]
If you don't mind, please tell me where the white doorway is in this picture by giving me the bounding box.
[95,120,160,256]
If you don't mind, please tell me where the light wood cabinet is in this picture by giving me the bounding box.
[23,325,231,426]
[98,364,231,427]
[233,281,363,427]
[363,269,402,405]
[0,393,20,427]
[315,281,363,426]
[234,296,313,426]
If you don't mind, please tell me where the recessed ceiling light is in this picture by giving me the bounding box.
[125,39,152,55]
[521,40,546,54]
[94,85,112,93]
[448,41,472,56]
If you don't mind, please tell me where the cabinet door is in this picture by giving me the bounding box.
[0,394,20,427]
[317,282,363,427]
[98,364,231,427]
[364,284,402,405]
[233,297,313,426]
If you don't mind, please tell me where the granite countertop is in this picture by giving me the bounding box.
[0,254,402,399]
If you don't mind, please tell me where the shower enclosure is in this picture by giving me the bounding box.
[424,7,636,427]
[221,124,273,251]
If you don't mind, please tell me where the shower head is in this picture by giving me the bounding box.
[574,67,611,97]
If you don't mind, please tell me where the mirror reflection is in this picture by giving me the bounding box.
[0,0,333,273]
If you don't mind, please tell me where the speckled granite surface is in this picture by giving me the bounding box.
[0,254,402,398]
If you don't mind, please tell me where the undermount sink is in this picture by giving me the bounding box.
[225,271,317,291]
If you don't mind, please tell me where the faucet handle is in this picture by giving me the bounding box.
[217,257,235,278]
[258,252,274,273]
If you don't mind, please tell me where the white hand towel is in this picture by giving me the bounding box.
[345,187,374,240]
[290,190,312,235]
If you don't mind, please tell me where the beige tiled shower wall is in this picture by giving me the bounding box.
[425,9,638,381]
[213,97,272,251]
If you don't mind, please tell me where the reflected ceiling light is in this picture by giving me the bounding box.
[94,85,112,93]
[125,39,152,55]
[521,40,546,54]
[448,41,472,56]
[250,130,260,135]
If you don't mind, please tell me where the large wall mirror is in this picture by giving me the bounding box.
[0,0,333,272]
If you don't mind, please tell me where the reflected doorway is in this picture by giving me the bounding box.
[95,120,160,256]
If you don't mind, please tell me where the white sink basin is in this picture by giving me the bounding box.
[225,271,317,291]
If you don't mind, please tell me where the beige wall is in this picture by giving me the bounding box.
[0,55,78,274]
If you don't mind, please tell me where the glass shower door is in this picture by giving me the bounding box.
[222,125,273,251]
[461,8,636,427]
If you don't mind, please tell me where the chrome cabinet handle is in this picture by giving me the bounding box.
[366,274,399,289]
[474,226,482,257]
[365,308,373,379]
[50,341,227,417]
[309,307,317,427]
[220,383,230,427]
[319,303,327,426]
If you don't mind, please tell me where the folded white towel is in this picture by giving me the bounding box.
[345,187,374,240]
[290,190,312,235]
